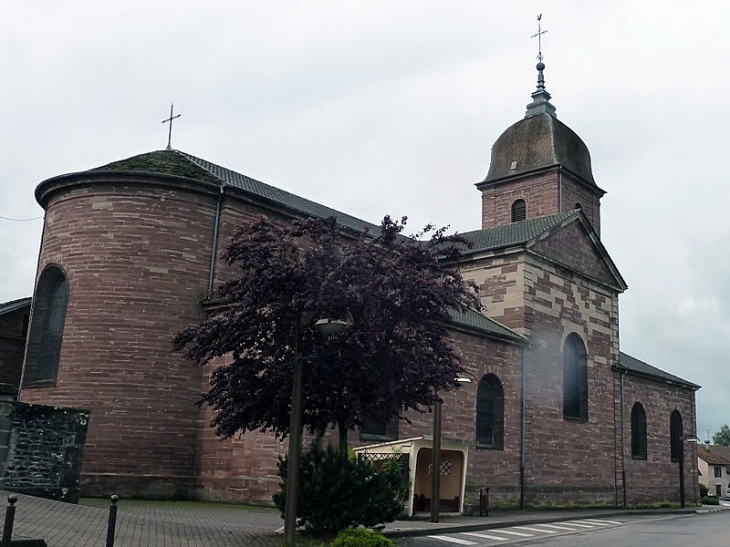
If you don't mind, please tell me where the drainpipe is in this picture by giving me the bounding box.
[207,185,225,298]
[558,167,563,213]
[620,369,627,507]
[520,346,526,510]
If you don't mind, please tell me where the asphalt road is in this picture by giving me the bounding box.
[395,512,728,547]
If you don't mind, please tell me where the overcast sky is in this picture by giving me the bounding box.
[1,1,727,440]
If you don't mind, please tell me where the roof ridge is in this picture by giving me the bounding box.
[173,150,384,235]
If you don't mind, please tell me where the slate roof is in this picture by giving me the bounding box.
[449,308,526,345]
[0,297,31,316]
[458,210,578,254]
[618,351,699,390]
[91,149,382,236]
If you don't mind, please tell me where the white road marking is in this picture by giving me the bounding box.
[534,523,580,531]
[427,536,477,545]
[461,532,509,542]
[513,525,556,533]
[498,530,534,537]
[425,518,625,545]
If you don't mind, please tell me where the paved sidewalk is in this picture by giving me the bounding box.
[0,491,725,547]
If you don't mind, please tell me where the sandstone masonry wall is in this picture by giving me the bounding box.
[21,178,219,498]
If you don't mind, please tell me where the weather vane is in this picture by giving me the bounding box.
[162,103,181,150]
[532,14,547,63]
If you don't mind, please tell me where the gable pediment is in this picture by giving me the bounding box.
[529,215,626,291]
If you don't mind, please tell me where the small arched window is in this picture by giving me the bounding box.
[575,203,583,211]
[670,410,683,462]
[511,199,526,222]
[476,374,504,449]
[23,265,68,386]
[631,402,647,460]
[563,333,588,421]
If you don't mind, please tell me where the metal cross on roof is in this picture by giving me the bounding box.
[162,103,181,150]
[532,13,547,62]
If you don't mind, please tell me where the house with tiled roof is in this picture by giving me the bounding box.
[18,57,700,511]
[698,444,730,498]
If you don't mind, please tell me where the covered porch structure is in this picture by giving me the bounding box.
[354,436,470,517]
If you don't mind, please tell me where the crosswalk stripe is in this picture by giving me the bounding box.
[513,526,556,533]
[462,532,509,542]
[427,535,477,545]
[572,520,610,526]
[498,530,534,537]
[562,521,594,528]
[535,523,580,531]
[580,519,622,525]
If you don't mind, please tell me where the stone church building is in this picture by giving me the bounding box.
[19,61,699,510]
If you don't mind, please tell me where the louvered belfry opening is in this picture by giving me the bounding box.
[511,199,526,222]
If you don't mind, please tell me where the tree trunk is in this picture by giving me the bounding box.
[338,423,348,459]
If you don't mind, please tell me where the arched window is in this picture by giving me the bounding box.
[575,203,583,211]
[511,199,526,222]
[563,333,588,420]
[476,374,504,449]
[670,410,683,462]
[23,266,68,386]
[631,402,647,459]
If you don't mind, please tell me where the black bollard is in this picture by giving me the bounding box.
[1,494,17,547]
[105,495,118,547]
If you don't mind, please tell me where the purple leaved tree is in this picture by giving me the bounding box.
[173,215,479,453]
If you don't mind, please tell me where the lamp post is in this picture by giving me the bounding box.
[679,435,700,509]
[431,372,477,523]
[431,397,442,523]
[283,312,350,547]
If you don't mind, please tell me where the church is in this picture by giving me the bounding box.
[18,58,700,511]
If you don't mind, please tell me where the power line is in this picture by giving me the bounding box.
[0,214,44,222]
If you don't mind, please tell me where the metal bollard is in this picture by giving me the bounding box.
[1,494,17,547]
[106,495,118,547]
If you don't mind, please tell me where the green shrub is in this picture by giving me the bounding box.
[702,496,720,505]
[699,483,709,498]
[273,442,407,535]
[330,528,394,547]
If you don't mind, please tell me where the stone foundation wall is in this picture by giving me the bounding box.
[0,393,89,503]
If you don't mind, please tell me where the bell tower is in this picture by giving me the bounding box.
[475,21,605,236]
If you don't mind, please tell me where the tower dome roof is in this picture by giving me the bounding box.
[483,112,597,187]
[482,62,600,190]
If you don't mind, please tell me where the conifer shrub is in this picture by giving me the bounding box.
[330,528,394,547]
[273,442,407,535]
[699,482,709,498]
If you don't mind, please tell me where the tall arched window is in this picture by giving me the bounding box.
[23,265,68,386]
[563,333,588,420]
[631,402,647,460]
[670,410,683,462]
[511,199,526,222]
[476,374,504,449]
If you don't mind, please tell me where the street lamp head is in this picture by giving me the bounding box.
[455,376,473,384]
[314,317,350,336]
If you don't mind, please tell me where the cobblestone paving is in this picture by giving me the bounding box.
[0,492,284,547]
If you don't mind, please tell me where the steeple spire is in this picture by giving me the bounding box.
[525,14,557,118]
